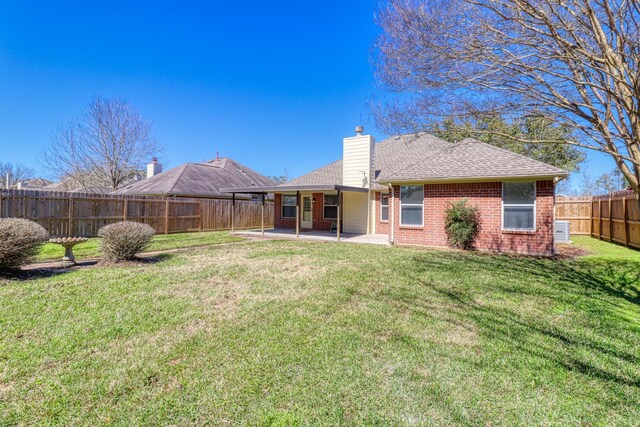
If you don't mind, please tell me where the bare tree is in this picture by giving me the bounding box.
[374,0,640,201]
[269,168,290,184]
[0,163,34,187]
[578,168,596,196]
[42,97,160,192]
[594,167,629,194]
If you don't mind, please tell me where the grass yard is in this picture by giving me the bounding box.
[1,237,639,425]
[36,230,244,262]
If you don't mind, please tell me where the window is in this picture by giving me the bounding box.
[282,195,297,218]
[400,185,423,226]
[502,182,536,230]
[380,193,389,221]
[323,194,338,219]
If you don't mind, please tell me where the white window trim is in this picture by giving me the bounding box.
[323,193,339,220]
[380,193,389,222]
[400,185,424,227]
[281,194,297,219]
[501,182,537,231]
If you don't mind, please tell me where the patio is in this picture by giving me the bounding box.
[234,228,390,245]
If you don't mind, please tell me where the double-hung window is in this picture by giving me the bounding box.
[323,194,338,219]
[281,195,297,218]
[400,185,424,226]
[380,193,389,221]
[502,182,536,230]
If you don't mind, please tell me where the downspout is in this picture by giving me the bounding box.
[389,184,395,245]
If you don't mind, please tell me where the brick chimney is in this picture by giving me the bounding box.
[342,126,375,188]
[146,157,162,178]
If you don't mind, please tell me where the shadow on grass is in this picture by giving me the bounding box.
[98,253,176,267]
[382,251,640,389]
[0,267,74,281]
[0,253,176,281]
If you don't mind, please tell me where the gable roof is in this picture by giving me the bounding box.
[286,133,567,188]
[114,157,275,198]
[10,178,54,190]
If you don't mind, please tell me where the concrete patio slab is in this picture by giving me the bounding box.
[233,229,390,245]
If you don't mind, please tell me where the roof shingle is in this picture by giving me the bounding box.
[114,157,275,198]
[285,133,567,187]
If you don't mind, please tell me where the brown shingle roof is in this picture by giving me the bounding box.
[114,157,275,198]
[285,133,567,187]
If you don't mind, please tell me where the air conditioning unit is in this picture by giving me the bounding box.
[555,220,571,243]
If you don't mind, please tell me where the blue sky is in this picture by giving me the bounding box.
[0,1,614,183]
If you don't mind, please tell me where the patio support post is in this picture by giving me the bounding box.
[389,185,395,245]
[231,193,235,233]
[296,191,300,238]
[261,193,265,236]
[336,190,341,241]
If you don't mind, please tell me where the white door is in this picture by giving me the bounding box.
[301,194,313,229]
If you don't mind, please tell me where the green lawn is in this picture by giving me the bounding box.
[570,235,640,262]
[1,237,639,425]
[37,230,244,262]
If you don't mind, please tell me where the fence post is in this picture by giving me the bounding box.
[164,199,170,234]
[589,198,593,237]
[608,197,613,242]
[598,199,603,240]
[231,194,235,233]
[123,198,128,221]
[68,196,74,237]
[261,193,265,236]
[0,193,3,218]
[198,201,203,232]
[623,196,629,247]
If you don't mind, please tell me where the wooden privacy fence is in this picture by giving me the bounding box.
[0,189,274,237]
[555,196,593,235]
[556,190,640,249]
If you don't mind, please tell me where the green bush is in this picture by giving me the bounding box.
[0,218,48,269]
[98,221,156,261]
[444,199,480,250]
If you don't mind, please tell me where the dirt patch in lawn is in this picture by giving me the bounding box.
[555,244,592,259]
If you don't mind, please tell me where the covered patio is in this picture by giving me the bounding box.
[233,228,390,245]
[220,184,371,241]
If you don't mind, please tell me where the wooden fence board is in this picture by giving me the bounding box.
[0,189,273,237]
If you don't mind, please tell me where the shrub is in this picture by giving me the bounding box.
[444,199,480,250]
[98,221,156,261]
[0,218,48,269]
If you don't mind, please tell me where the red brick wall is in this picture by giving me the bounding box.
[274,193,342,230]
[277,182,555,256]
[387,181,555,255]
[374,191,391,235]
[274,193,296,229]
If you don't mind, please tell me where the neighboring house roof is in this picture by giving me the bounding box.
[43,177,121,194]
[10,178,54,189]
[286,133,568,188]
[113,157,275,199]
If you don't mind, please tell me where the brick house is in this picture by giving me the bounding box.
[224,128,568,255]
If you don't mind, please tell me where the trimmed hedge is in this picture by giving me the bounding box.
[98,221,156,261]
[0,218,48,269]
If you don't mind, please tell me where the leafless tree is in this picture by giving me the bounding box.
[577,168,596,196]
[374,0,640,201]
[0,163,34,187]
[42,97,160,192]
